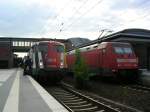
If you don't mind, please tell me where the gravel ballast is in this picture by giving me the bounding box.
[63,75,150,112]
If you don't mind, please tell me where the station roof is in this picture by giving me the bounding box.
[75,28,150,49]
[0,37,67,42]
[103,28,150,40]
[0,37,68,52]
[121,28,150,36]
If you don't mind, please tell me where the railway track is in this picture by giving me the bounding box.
[124,84,150,93]
[46,85,120,112]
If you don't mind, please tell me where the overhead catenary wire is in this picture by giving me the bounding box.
[66,0,90,23]
[58,0,90,32]
[39,0,74,36]
[98,12,150,39]
[109,10,150,31]
[96,1,150,40]
[113,0,150,20]
[96,1,150,37]
[43,0,150,39]
[109,1,150,30]
[50,0,74,25]
[61,0,103,32]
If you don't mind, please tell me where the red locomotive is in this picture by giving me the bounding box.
[67,42,139,79]
[28,41,67,82]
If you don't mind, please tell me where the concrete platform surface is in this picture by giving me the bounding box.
[0,68,69,112]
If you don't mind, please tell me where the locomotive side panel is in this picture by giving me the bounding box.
[81,49,102,76]
[82,49,100,68]
[66,42,139,80]
[66,52,76,70]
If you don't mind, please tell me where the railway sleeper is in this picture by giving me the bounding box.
[69,104,97,110]
[65,101,87,105]
[63,98,83,103]
[52,89,69,93]
[68,103,92,108]
[73,106,98,112]
[95,110,105,112]
[52,92,73,96]
[48,86,120,112]
[54,94,76,98]
[59,96,79,100]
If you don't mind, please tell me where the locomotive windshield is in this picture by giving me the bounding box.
[124,47,133,54]
[55,45,65,52]
[114,47,133,54]
[38,43,48,52]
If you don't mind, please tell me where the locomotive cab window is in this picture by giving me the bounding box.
[114,47,133,54]
[114,47,124,54]
[38,44,48,52]
[124,47,133,54]
[55,45,64,52]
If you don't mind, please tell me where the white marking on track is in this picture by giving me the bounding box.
[2,70,20,112]
[28,76,69,112]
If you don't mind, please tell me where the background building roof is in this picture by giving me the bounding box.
[67,37,91,47]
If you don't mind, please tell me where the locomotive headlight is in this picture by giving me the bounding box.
[60,62,64,68]
[39,62,43,66]
[60,62,63,66]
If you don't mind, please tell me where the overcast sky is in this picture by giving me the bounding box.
[0,0,150,40]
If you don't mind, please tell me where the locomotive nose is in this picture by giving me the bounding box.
[60,53,64,68]
[116,58,138,69]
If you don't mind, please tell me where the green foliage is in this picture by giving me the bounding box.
[74,49,89,80]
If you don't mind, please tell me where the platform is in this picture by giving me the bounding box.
[0,68,69,112]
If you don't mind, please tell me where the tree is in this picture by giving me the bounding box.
[74,49,89,89]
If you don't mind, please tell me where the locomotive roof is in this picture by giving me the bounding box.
[68,41,130,51]
[105,42,130,45]
[67,42,131,54]
[100,28,150,41]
